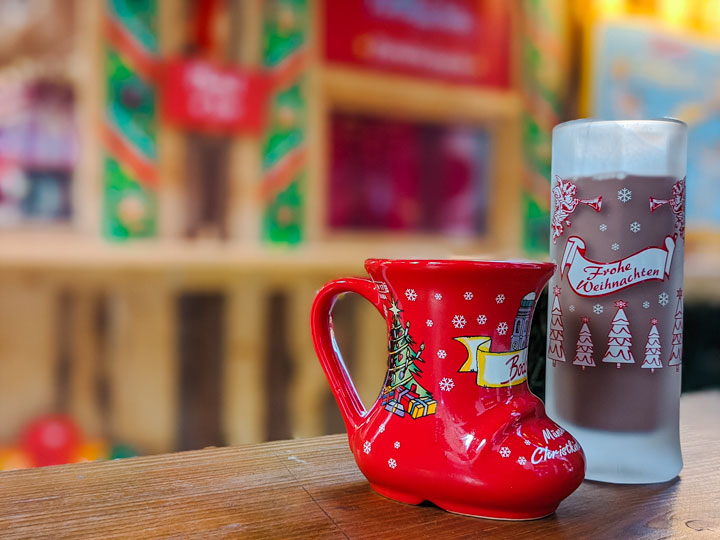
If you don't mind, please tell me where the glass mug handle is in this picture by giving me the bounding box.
[310,278,386,432]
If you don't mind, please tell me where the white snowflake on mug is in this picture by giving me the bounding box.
[643,301,650,309]
[497,321,509,335]
[659,292,670,306]
[611,243,620,251]
[439,377,455,392]
[394,441,400,449]
[517,456,527,466]
[599,223,608,232]
[593,304,604,314]
[630,221,641,233]
[363,441,371,455]
[569,305,576,312]
[463,291,474,301]
[388,458,397,469]
[378,424,385,433]
[499,447,511,458]
[452,315,466,329]
[524,439,532,446]
[426,319,433,327]
[617,188,632,203]
[434,293,442,301]
[437,349,447,359]
[405,289,418,301]
[477,314,487,325]
[496,294,506,304]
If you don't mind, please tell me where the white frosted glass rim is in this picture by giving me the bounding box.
[552,118,687,178]
[554,117,686,134]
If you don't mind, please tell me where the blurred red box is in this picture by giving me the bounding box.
[324,0,511,87]
[162,58,269,134]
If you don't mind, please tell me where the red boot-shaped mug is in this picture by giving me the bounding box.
[311,259,586,520]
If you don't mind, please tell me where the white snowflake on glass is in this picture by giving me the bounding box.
[611,243,620,251]
[599,223,608,232]
[517,456,527,465]
[477,314,487,325]
[593,304,604,314]
[378,424,385,433]
[496,294,506,304]
[434,293,442,301]
[497,321,509,335]
[464,291,474,301]
[630,221,641,233]
[363,441,371,454]
[499,447,511,458]
[439,377,455,392]
[405,289,417,301]
[569,305,576,312]
[618,188,632,203]
[388,458,397,469]
[452,315,466,329]
[659,292,669,306]
[426,319,433,327]
[524,439,532,446]
[394,441,400,449]
[437,349,447,359]
[643,301,650,309]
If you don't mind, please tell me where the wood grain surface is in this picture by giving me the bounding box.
[0,391,718,540]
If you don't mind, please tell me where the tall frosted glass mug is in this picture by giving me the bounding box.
[546,119,687,483]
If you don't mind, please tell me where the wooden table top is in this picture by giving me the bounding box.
[0,391,718,540]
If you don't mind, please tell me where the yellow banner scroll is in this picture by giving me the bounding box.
[454,336,528,388]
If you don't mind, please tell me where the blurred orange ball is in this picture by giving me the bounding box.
[0,447,32,471]
[73,439,109,463]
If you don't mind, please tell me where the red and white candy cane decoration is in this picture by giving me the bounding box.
[551,176,603,243]
[649,177,685,238]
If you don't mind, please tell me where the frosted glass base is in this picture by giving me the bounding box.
[558,420,682,484]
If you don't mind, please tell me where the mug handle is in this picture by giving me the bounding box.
[310,278,386,432]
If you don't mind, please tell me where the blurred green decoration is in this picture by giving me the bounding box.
[263,174,304,244]
[520,0,569,256]
[108,0,159,52]
[110,444,139,460]
[261,0,308,245]
[105,49,157,160]
[262,84,305,171]
[103,0,158,240]
[524,193,550,255]
[263,0,307,68]
[104,157,157,239]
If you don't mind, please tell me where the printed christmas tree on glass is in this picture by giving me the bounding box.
[573,317,596,370]
[667,289,683,372]
[641,319,662,373]
[602,300,635,369]
[385,299,432,397]
[548,286,566,367]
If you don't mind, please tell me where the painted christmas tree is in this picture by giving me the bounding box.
[641,319,662,373]
[548,286,566,367]
[385,299,432,397]
[667,289,683,372]
[573,316,596,370]
[602,299,635,369]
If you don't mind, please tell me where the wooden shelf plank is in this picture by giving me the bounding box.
[322,64,523,123]
[0,235,717,299]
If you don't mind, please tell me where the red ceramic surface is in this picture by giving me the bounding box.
[311,259,585,520]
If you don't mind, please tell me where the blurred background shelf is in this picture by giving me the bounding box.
[0,236,716,298]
